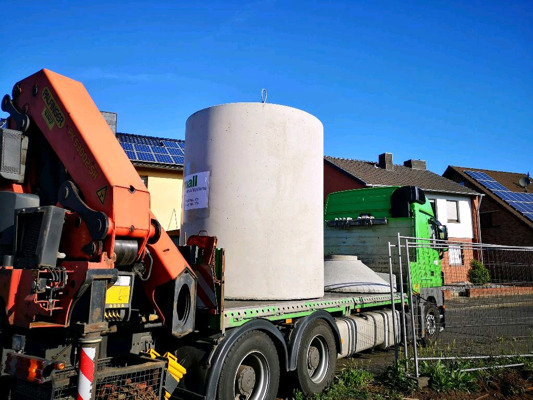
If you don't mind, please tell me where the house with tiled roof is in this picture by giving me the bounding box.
[102,112,185,233]
[325,153,483,284]
[116,132,185,233]
[444,166,533,247]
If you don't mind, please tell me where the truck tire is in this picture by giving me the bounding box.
[217,330,280,400]
[295,319,336,396]
[423,303,440,345]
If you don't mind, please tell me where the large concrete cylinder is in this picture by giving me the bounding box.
[181,103,324,300]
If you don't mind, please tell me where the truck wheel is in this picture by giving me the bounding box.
[295,320,336,396]
[217,330,280,400]
[423,303,440,345]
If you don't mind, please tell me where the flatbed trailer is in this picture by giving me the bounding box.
[224,292,403,329]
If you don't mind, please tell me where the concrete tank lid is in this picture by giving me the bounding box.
[186,102,323,127]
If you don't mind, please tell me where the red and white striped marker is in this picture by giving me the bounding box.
[77,346,96,400]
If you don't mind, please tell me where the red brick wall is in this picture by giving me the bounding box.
[441,238,474,284]
[478,195,533,247]
[324,161,364,202]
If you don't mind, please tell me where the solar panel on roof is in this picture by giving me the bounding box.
[512,193,525,202]
[495,191,514,201]
[516,203,533,213]
[155,154,173,163]
[167,147,183,156]
[121,142,134,151]
[466,170,533,222]
[117,134,186,166]
[483,181,508,191]
[172,156,184,164]
[523,203,533,212]
[515,193,533,202]
[128,136,141,144]
[465,171,494,181]
[162,140,179,148]
[134,144,151,153]
[152,146,169,155]
[510,192,524,201]
[124,149,137,160]
[479,173,494,181]
[137,152,155,162]
[513,203,529,212]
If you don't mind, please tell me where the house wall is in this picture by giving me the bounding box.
[440,238,474,284]
[428,195,474,239]
[478,195,533,247]
[324,162,364,202]
[427,194,475,284]
[135,166,184,231]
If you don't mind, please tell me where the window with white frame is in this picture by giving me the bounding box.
[447,200,460,223]
[449,244,464,266]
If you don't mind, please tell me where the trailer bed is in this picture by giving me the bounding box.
[223,291,402,329]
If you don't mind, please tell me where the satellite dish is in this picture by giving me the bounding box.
[518,176,531,189]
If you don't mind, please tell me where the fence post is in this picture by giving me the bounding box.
[404,238,420,377]
[396,232,409,369]
[388,241,399,362]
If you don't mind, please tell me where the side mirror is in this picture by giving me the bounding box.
[409,186,427,205]
[438,224,448,241]
[429,218,448,259]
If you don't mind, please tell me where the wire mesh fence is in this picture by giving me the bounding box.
[390,237,533,375]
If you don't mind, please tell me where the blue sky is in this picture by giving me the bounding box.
[1,1,531,175]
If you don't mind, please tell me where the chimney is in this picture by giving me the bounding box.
[378,153,393,170]
[403,159,426,170]
[101,111,117,134]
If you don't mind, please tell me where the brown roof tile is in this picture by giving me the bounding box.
[325,156,479,196]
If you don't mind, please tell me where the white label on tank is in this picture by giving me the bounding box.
[184,171,210,210]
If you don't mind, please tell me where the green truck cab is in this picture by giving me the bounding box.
[324,185,447,342]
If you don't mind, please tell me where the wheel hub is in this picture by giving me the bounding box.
[236,365,256,396]
[308,346,320,371]
[426,313,437,335]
